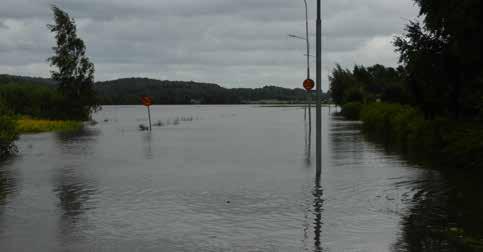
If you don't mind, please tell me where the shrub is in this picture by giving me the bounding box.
[340,102,363,120]
[360,103,400,136]
[438,121,483,170]
[356,102,483,170]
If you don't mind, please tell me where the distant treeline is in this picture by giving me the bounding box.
[0,74,56,86]
[0,75,67,119]
[96,78,326,105]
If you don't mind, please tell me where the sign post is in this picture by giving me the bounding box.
[141,96,153,131]
[304,78,315,127]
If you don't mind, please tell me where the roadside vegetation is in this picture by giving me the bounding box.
[330,0,483,172]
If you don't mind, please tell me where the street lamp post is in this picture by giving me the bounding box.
[316,0,322,178]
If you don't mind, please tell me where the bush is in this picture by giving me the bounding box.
[438,121,483,170]
[360,103,438,150]
[0,100,18,159]
[356,102,483,170]
[340,102,363,120]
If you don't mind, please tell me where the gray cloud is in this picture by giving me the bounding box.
[0,0,418,90]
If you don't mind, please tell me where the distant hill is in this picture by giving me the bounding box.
[96,78,314,105]
[1,74,323,105]
[96,78,238,104]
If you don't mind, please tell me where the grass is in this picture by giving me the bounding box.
[16,117,83,134]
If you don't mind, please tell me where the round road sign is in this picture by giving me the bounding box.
[303,79,315,91]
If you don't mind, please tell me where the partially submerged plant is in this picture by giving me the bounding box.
[154,120,164,127]
[139,124,149,131]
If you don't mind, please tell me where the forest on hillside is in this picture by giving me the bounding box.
[95,77,322,104]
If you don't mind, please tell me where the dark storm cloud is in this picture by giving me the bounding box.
[0,0,418,89]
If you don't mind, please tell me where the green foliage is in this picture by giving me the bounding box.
[394,21,449,119]
[340,102,363,120]
[332,0,483,121]
[48,5,98,120]
[0,83,68,119]
[0,100,18,159]
[361,103,426,144]
[329,64,407,106]
[359,102,483,170]
[394,0,483,119]
[438,122,483,170]
[328,64,354,106]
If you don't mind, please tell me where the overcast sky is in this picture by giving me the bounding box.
[0,0,418,90]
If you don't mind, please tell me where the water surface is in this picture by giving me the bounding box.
[0,105,481,251]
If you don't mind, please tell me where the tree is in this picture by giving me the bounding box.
[394,21,448,119]
[329,64,407,106]
[329,64,355,106]
[395,0,483,119]
[48,5,97,120]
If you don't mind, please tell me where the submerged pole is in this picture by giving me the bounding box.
[315,0,322,178]
[148,106,152,131]
[308,92,312,127]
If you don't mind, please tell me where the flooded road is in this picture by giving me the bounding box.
[0,105,482,251]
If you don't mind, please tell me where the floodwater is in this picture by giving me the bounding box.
[0,105,482,251]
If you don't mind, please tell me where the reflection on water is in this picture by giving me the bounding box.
[0,160,17,206]
[142,131,154,160]
[53,128,99,246]
[55,178,96,218]
[313,176,324,252]
[0,159,18,233]
[392,171,483,251]
[304,107,312,168]
[362,126,483,251]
